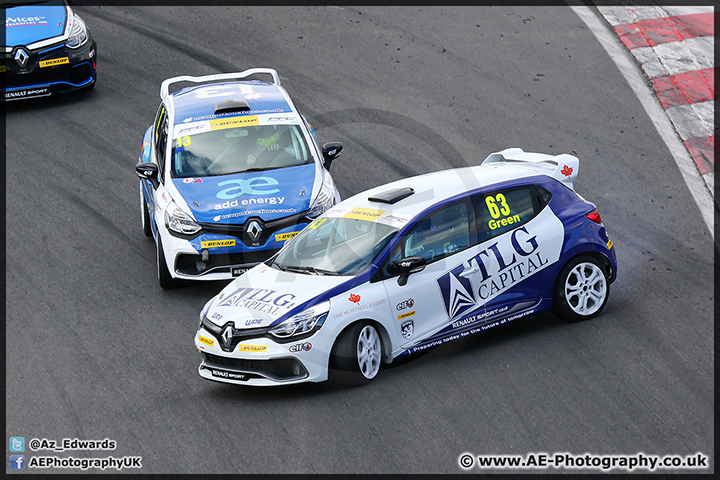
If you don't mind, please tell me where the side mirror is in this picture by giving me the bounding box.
[397,255,426,286]
[135,162,159,189]
[322,142,343,170]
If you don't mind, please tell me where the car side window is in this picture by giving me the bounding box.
[473,186,547,243]
[153,105,168,181]
[382,200,472,276]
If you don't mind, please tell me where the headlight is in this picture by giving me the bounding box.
[269,301,330,338]
[66,14,89,49]
[199,299,214,328]
[306,181,336,220]
[165,201,201,235]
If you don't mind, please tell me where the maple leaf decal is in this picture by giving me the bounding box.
[349,293,361,304]
[561,165,573,177]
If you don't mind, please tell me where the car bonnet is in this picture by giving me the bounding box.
[5,1,68,47]
[172,163,316,224]
[205,263,349,329]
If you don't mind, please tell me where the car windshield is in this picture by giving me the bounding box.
[171,124,312,178]
[272,217,398,276]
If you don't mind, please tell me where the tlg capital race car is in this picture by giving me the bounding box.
[194,148,617,386]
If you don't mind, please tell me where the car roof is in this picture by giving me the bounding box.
[168,80,295,126]
[332,164,548,223]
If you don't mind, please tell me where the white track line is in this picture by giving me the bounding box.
[572,6,714,236]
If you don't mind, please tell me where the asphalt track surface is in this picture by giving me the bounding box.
[5,6,714,474]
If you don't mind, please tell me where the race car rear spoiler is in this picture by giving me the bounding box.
[482,147,579,191]
[160,68,281,99]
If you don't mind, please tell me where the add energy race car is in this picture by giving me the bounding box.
[135,68,343,288]
[194,148,617,386]
[2,0,97,101]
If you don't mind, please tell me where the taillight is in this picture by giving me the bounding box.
[586,209,602,224]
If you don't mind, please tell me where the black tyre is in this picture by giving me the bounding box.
[553,255,609,322]
[329,322,382,386]
[156,234,180,289]
[140,183,152,237]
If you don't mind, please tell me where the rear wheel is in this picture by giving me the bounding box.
[156,234,180,289]
[330,322,382,386]
[140,183,152,237]
[553,255,609,322]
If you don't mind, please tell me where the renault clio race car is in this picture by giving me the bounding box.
[135,68,343,288]
[194,148,617,386]
[2,0,97,101]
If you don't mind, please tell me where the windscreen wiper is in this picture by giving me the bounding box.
[283,265,339,276]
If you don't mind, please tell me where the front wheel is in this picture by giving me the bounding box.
[553,255,609,322]
[330,322,382,386]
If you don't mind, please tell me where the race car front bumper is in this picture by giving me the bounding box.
[194,328,329,386]
[2,40,97,101]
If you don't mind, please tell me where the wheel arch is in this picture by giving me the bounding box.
[330,318,393,365]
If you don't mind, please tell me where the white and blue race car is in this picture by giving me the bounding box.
[2,0,97,100]
[135,68,343,288]
[194,148,618,386]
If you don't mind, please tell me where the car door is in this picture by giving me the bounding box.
[147,104,169,233]
[380,199,491,350]
[469,185,563,319]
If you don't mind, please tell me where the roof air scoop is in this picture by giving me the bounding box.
[368,187,415,204]
[214,98,250,114]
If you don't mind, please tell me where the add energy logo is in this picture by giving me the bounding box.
[437,221,561,320]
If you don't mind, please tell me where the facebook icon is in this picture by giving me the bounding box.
[10,454,25,470]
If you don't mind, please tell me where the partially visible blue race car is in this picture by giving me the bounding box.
[2,0,97,101]
[135,68,344,288]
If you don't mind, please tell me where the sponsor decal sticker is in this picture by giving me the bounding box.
[237,344,267,352]
[213,207,296,222]
[348,293,361,304]
[401,320,414,340]
[437,222,560,320]
[396,298,415,311]
[407,309,536,355]
[4,88,50,99]
[201,239,236,248]
[217,287,296,314]
[216,176,281,200]
[561,165,573,177]
[0,65,6,73]
[275,231,300,242]
[198,335,215,347]
[39,57,69,68]
[289,342,312,353]
[6,15,48,27]
[210,115,259,130]
[343,207,386,221]
[214,195,285,210]
[210,369,248,381]
[245,318,262,326]
[333,299,387,320]
[259,113,300,125]
[377,212,413,227]
[607,239,613,249]
[231,267,250,277]
[397,310,416,320]
[182,177,203,184]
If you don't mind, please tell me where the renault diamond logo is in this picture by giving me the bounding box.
[221,324,234,350]
[246,220,262,242]
[14,48,29,67]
